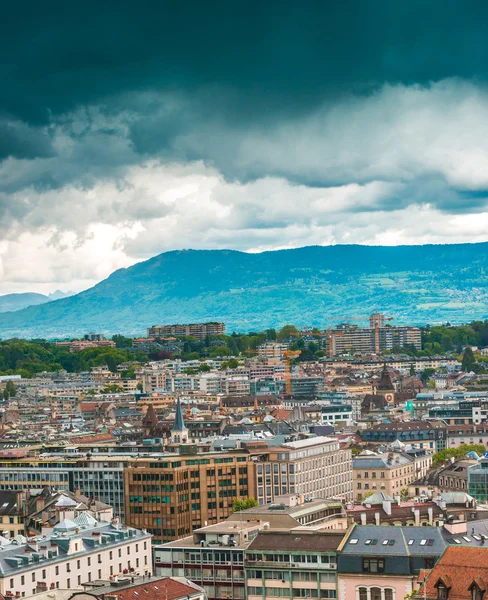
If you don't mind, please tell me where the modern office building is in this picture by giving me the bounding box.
[468,458,488,502]
[154,520,262,600]
[245,530,344,600]
[124,451,257,544]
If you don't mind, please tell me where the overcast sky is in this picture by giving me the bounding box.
[2,1,488,294]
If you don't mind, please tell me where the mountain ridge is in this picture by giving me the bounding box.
[1,243,488,338]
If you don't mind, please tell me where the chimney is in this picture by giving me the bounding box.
[360,513,367,525]
[413,509,420,526]
[428,507,433,525]
[382,500,392,515]
[443,521,467,535]
[36,497,45,511]
[375,512,380,525]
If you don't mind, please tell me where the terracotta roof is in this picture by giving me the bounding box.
[111,578,201,600]
[417,546,488,600]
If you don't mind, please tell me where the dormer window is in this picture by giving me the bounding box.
[469,580,486,600]
[473,589,484,600]
[437,584,448,600]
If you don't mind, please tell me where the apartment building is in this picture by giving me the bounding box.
[252,437,353,504]
[337,524,446,600]
[154,520,262,600]
[245,530,344,600]
[329,322,421,355]
[0,515,151,597]
[446,424,488,448]
[124,452,257,544]
[147,322,225,340]
[352,449,432,502]
[360,421,447,452]
[0,491,25,538]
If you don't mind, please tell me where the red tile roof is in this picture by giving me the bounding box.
[417,546,488,600]
[110,578,200,600]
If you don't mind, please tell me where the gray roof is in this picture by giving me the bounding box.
[342,525,447,556]
[353,453,413,470]
[0,520,150,577]
[441,518,488,546]
[361,492,395,505]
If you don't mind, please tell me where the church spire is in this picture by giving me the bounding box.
[171,398,188,443]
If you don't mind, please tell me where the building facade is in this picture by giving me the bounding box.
[147,322,225,340]
[0,515,151,597]
[124,451,257,544]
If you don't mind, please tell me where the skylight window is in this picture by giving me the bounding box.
[365,540,372,545]
[462,536,471,542]
[350,539,358,545]
[382,540,388,545]
[453,538,462,544]
[420,540,427,546]
[473,535,481,541]
[426,540,434,546]
[408,540,414,545]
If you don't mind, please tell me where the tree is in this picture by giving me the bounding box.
[232,497,259,512]
[136,382,143,392]
[420,368,435,384]
[100,384,124,394]
[112,335,133,348]
[462,346,476,372]
[400,488,409,501]
[277,325,299,341]
[432,443,486,468]
[2,389,8,401]
[409,364,415,376]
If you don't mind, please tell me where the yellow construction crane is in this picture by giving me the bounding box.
[370,311,393,354]
[283,350,301,395]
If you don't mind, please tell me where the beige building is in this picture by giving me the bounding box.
[252,436,353,504]
[353,449,432,502]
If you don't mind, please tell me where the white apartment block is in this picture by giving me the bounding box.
[0,514,151,598]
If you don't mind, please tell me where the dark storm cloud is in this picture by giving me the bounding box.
[3,0,488,126]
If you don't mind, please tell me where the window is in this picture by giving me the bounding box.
[363,558,385,573]
[437,584,449,600]
[21,576,25,585]
[88,557,91,566]
[55,566,59,576]
[385,591,393,600]
[67,579,70,589]
[472,587,484,600]
[32,573,35,582]
[371,589,381,600]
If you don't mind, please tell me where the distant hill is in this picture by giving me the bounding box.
[0,293,50,313]
[1,243,488,338]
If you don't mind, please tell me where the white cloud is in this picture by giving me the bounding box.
[2,78,488,294]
